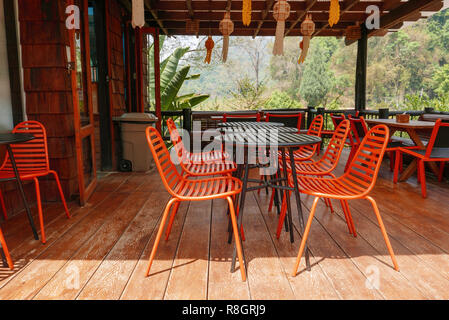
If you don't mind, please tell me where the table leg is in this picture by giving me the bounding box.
[280,148,294,243]
[231,162,249,273]
[6,145,39,240]
[288,148,311,270]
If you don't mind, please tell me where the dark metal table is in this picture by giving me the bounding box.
[217,121,284,128]
[215,129,322,273]
[0,133,39,240]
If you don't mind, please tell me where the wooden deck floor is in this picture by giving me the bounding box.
[1,151,449,300]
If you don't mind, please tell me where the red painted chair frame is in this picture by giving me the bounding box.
[276,120,352,238]
[0,226,13,269]
[0,121,70,244]
[222,113,261,123]
[264,112,303,131]
[394,119,449,198]
[291,125,399,276]
[145,126,246,281]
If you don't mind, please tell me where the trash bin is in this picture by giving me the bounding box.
[113,113,158,172]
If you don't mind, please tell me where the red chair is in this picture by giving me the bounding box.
[166,118,236,177]
[320,113,347,137]
[0,226,13,269]
[265,112,304,131]
[394,119,449,198]
[0,121,70,244]
[291,125,399,276]
[222,112,261,123]
[145,126,246,281]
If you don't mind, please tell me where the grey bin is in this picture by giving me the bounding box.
[113,113,158,172]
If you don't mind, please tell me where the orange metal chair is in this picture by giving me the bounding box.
[166,118,236,177]
[265,112,304,131]
[291,124,399,276]
[394,119,449,198]
[145,126,246,281]
[276,120,351,238]
[0,226,13,269]
[0,121,71,244]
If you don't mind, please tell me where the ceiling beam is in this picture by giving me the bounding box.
[144,0,169,35]
[285,0,318,36]
[253,0,276,38]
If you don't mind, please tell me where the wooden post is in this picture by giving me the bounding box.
[154,29,162,132]
[355,25,368,112]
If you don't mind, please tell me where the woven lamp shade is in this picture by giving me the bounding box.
[186,19,200,34]
[219,12,234,62]
[131,0,145,28]
[272,0,291,56]
[301,14,315,37]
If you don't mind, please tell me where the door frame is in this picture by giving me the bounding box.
[69,0,97,205]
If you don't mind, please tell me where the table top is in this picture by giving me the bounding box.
[0,133,35,145]
[217,121,284,128]
[216,131,321,147]
[365,118,435,129]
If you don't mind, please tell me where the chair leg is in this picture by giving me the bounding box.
[50,171,70,219]
[0,190,7,220]
[165,201,180,241]
[393,151,400,184]
[389,151,395,172]
[418,160,427,198]
[438,162,445,182]
[340,200,353,235]
[0,227,13,270]
[292,197,320,277]
[366,196,399,271]
[227,197,246,281]
[399,153,404,173]
[33,178,46,244]
[268,188,275,212]
[146,198,178,277]
[343,200,357,238]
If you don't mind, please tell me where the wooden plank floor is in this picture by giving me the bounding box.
[1,151,449,300]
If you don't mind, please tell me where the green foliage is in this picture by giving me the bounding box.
[433,64,449,96]
[229,76,267,110]
[264,90,303,109]
[147,36,209,111]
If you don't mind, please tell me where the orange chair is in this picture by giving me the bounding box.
[0,191,7,220]
[265,112,304,131]
[0,121,70,244]
[279,115,324,162]
[394,119,449,198]
[290,125,399,276]
[0,226,13,269]
[276,120,351,238]
[145,126,246,281]
[166,118,236,177]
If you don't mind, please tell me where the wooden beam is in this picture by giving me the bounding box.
[117,0,132,13]
[144,0,168,35]
[314,0,361,37]
[186,0,194,18]
[253,0,276,38]
[285,0,318,36]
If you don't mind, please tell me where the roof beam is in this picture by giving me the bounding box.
[144,0,169,35]
[253,0,276,38]
[345,0,443,45]
[285,0,318,36]
[314,0,361,37]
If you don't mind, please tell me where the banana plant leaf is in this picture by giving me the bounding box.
[161,65,191,110]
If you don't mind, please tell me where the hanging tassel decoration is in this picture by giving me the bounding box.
[329,0,340,27]
[298,14,315,64]
[204,36,215,64]
[242,0,252,26]
[131,0,145,28]
[219,12,234,63]
[272,0,290,56]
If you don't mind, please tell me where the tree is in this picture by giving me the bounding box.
[299,38,336,107]
[433,64,449,95]
[229,76,267,110]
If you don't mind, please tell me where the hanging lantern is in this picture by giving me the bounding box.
[219,12,234,63]
[131,0,145,28]
[242,0,252,26]
[204,36,215,64]
[329,0,340,27]
[298,14,315,64]
[186,19,200,35]
[272,0,290,56]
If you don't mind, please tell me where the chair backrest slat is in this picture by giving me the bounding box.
[319,120,350,170]
[223,113,261,123]
[265,112,304,130]
[307,115,323,137]
[348,115,368,145]
[426,119,449,153]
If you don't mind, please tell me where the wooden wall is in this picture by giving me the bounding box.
[17,0,78,201]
